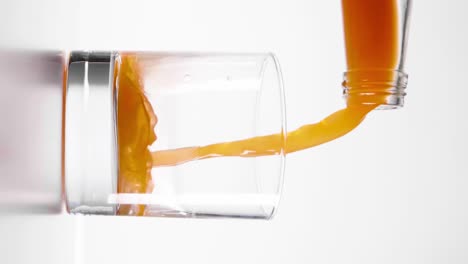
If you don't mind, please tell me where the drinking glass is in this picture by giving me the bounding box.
[65,51,286,219]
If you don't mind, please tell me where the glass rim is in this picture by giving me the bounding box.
[259,53,286,219]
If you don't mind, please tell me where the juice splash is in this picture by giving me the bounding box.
[115,0,400,215]
[115,55,158,216]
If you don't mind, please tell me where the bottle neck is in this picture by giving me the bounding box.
[342,69,408,110]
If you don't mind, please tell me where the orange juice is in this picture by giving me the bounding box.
[115,0,400,215]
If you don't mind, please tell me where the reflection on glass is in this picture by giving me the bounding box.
[0,50,64,214]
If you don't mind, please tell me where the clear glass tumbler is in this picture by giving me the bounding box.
[65,51,286,219]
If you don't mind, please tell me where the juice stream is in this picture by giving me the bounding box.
[116,0,399,216]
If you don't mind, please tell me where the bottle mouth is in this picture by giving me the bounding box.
[342,69,408,110]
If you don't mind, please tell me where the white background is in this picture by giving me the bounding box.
[1,0,467,263]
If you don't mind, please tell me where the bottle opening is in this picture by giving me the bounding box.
[342,69,408,110]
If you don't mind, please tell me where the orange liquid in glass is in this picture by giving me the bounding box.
[115,0,399,216]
